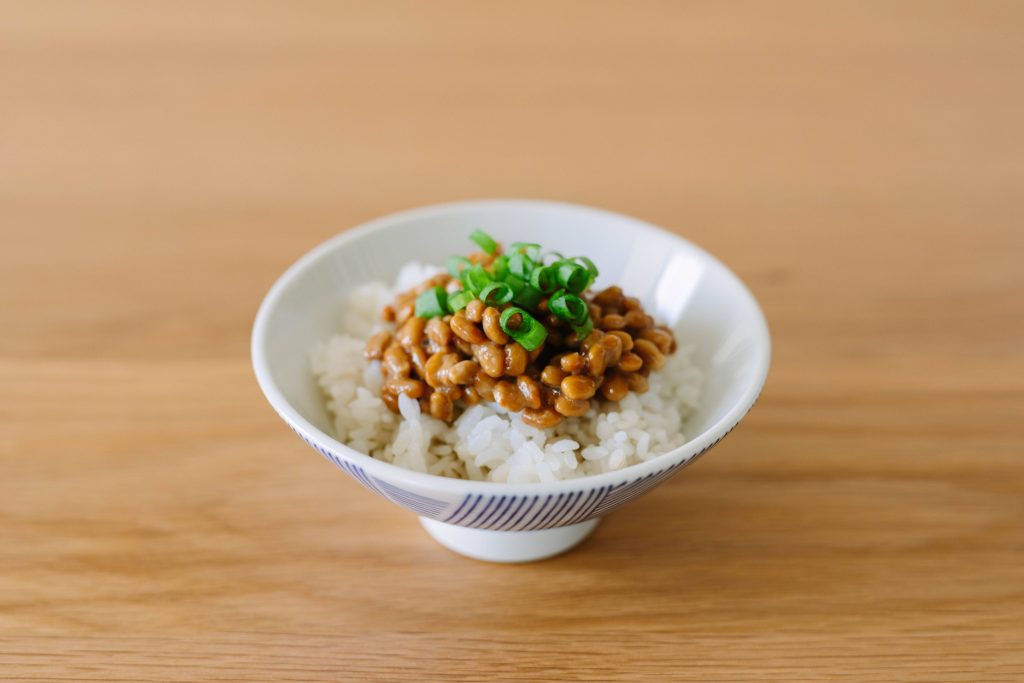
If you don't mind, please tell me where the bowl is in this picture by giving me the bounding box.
[252,200,771,562]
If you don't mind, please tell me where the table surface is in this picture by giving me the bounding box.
[2,2,1022,680]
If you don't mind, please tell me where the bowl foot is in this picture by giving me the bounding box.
[419,517,601,563]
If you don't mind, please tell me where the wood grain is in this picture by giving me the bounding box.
[2,1,1022,680]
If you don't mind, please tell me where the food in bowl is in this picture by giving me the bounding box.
[311,231,702,483]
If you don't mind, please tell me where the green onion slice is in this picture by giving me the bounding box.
[478,282,514,306]
[492,254,510,280]
[571,315,594,340]
[542,250,565,265]
[446,290,475,313]
[447,255,472,277]
[575,256,598,278]
[503,273,526,294]
[529,265,558,293]
[469,229,498,255]
[510,242,541,260]
[512,284,543,309]
[549,290,589,325]
[499,307,548,351]
[574,256,598,290]
[460,264,491,294]
[555,262,590,294]
[508,253,534,279]
[415,286,448,318]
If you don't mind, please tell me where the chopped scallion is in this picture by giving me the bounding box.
[508,253,534,279]
[478,282,514,306]
[493,254,510,280]
[555,262,590,294]
[512,284,543,309]
[447,255,472,277]
[529,265,558,293]
[571,315,594,340]
[510,242,541,260]
[499,307,548,351]
[446,290,475,313]
[460,264,491,294]
[503,273,526,295]
[575,256,598,278]
[440,232,603,334]
[415,286,448,318]
[549,290,589,325]
[543,250,565,265]
[469,229,498,255]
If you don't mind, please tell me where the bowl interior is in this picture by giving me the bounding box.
[256,201,769,465]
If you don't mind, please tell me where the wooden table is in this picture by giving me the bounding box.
[2,2,1022,680]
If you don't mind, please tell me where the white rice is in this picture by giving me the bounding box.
[310,262,703,483]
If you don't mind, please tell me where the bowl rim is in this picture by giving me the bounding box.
[252,198,771,495]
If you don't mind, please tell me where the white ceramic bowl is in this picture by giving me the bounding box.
[252,200,770,562]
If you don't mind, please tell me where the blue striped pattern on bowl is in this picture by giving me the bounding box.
[290,420,740,531]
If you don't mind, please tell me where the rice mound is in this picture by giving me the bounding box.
[310,263,703,483]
